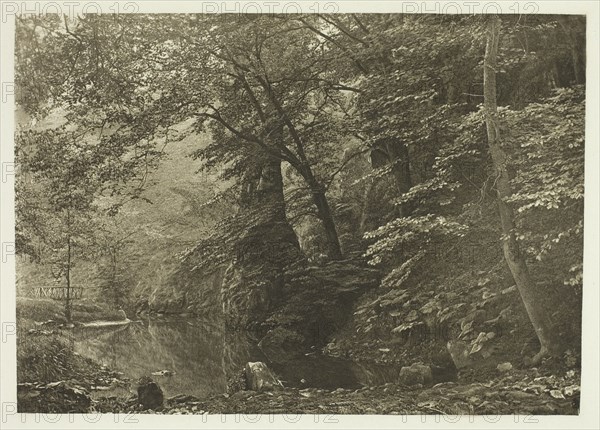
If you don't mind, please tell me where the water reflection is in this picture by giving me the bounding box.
[67,318,399,399]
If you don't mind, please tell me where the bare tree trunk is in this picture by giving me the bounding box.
[65,235,72,323]
[310,185,343,260]
[359,178,377,234]
[558,16,586,85]
[483,15,558,363]
[386,141,413,217]
[300,164,343,260]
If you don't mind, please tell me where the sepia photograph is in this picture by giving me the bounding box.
[1,1,598,428]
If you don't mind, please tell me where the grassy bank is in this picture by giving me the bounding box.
[17,296,127,328]
[17,296,129,410]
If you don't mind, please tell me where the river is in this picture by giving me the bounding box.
[66,317,399,399]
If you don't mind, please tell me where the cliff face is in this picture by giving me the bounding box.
[136,266,227,317]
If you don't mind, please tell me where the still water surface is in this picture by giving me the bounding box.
[69,318,397,399]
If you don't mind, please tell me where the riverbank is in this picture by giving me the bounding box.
[17,297,128,327]
[94,367,579,415]
[16,296,131,412]
[15,298,580,415]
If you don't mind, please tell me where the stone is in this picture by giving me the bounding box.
[151,369,175,377]
[398,363,433,386]
[137,378,164,410]
[497,362,513,373]
[446,340,472,369]
[244,362,283,392]
[167,394,199,404]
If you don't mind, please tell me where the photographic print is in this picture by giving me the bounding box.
[1,1,598,428]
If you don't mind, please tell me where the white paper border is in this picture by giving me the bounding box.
[1,1,598,429]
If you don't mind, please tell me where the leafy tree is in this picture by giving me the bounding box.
[16,15,373,262]
[483,15,557,361]
[16,128,101,321]
[334,14,584,362]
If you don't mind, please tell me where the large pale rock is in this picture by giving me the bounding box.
[244,362,283,392]
[398,363,433,386]
[497,362,513,373]
[446,340,473,369]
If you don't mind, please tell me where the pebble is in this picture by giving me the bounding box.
[497,362,513,372]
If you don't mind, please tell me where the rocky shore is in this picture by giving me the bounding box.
[18,358,579,415]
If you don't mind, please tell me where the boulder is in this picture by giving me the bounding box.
[244,362,283,392]
[227,368,248,395]
[137,377,164,410]
[398,363,433,386]
[446,340,473,369]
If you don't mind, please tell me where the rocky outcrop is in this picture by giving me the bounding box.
[221,155,305,330]
[138,266,227,317]
[258,327,307,364]
[221,221,303,329]
[262,259,381,350]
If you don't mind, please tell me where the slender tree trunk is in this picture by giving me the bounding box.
[301,166,343,260]
[65,235,72,323]
[359,178,377,234]
[386,141,413,217]
[255,156,289,224]
[558,16,586,85]
[111,248,119,307]
[483,15,558,362]
[252,73,343,260]
[310,186,343,260]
